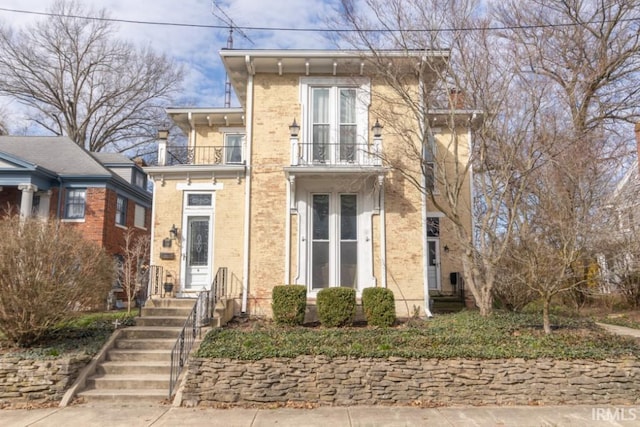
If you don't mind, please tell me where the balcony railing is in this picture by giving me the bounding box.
[291,141,382,167]
[157,145,244,166]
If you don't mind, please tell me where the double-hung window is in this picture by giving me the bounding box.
[65,189,86,219]
[302,77,370,165]
[115,196,127,226]
[424,131,437,192]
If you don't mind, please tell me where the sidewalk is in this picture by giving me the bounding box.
[1,404,640,427]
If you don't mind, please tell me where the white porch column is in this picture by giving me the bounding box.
[37,190,52,219]
[18,184,38,220]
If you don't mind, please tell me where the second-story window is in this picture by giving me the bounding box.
[116,195,127,226]
[225,133,244,164]
[423,132,437,192]
[301,77,370,166]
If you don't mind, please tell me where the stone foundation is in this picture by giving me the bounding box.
[181,356,640,407]
[0,354,91,404]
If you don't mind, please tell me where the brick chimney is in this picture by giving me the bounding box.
[449,88,465,110]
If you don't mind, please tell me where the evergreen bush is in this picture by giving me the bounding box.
[362,287,396,327]
[272,285,307,326]
[317,287,356,327]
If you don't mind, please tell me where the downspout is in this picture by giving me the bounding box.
[419,77,434,318]
[285,178,291,284]
[241,56,254,314]
[56,177,63,219]
[148,175,158,299]
[379,177,387,289]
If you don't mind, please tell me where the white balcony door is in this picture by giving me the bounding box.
[311,87,358,164]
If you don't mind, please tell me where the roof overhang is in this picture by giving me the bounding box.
[428,109,484,129]
[220,49,450,107]
[165,108,246,135]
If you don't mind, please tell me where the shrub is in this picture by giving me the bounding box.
[0,216,115,346]
[272,285,307,326]
[317,287,356,327]
[362,287,396,327]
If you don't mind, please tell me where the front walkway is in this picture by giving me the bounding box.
[597,322,640,339]
[1,404,639,426]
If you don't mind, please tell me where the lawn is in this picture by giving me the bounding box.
[0,311,135,359]
[196,310,640,360]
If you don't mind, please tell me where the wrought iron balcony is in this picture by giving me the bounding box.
[156,145,244,166]
[291,141,382,167]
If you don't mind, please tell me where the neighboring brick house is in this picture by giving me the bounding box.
[0,136,152,257]
[145,49,477,318]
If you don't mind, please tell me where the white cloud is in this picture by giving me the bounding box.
[0,0,339,120]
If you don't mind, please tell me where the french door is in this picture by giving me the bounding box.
[310,193,358,289]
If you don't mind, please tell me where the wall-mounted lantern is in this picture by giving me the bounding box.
[289,119,300,138]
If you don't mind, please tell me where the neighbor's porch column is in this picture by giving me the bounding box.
[18,184,37,220]
[37,190,52,219]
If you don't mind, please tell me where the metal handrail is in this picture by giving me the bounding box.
[292,141,382,166]
[168,292,204,398]
[167,267,228,398]
[164,145,244,166]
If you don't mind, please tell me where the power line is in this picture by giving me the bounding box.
[0,6,638,34]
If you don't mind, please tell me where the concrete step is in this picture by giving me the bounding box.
[118,327,181,339]
[144,298,199,309]
[135,316,189,327]
[114,338,176,350]
[96,361,170,376]
[141,307,194,317]
[76,388,169,404]
[87,374,170,390]
[107,349,172,362]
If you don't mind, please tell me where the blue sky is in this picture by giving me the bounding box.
[0,0,340,127]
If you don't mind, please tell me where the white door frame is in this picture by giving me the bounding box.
[180,192,214,295]
[427,237,441,291]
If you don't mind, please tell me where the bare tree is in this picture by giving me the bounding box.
[118,228,150,314]
[335,0,640,319]
[0,0,183,153]
[335,0,548,316]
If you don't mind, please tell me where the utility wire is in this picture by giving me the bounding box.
[0,6,639,33]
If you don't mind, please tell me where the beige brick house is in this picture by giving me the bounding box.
[145,49,476,318]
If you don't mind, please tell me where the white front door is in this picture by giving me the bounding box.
[185,216,211,290]
[427,239,440,290]
[181,192,214,293]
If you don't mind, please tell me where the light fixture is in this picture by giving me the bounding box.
[169,224,179,240]
[289,118,300,137]
[372,119,383,137]
[157,127,169,140]
[444,245,450,253]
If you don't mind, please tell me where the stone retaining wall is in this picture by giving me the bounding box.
[0,354,91,403]
[182,356,640,407]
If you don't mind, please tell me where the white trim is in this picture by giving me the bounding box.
[420,79,433,318]
[299,76,371,165]
[176,183,224,191]
[241,73,254,314]
[295,178,375,295]
[426,211,445,217]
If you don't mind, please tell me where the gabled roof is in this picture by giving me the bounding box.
[0,136,110,177]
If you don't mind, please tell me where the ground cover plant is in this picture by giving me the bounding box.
[196,310,639,361]
[0,311,134,359]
